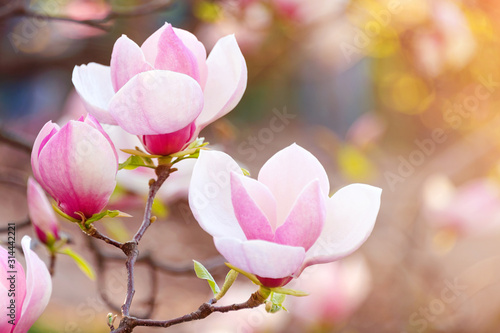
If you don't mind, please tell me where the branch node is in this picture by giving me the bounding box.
[122,241,138,257]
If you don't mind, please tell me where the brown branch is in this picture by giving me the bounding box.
[0,218,30,233]
[111,289,268,332]
[133,165,172,243]
[0,129,32,153]
[83,224,124,250]
[121,164,172,317]
[142,256,158,319]
[95,248,225,275]
[87,237,123,314]
[0,0,176,32]
[49,251,56,276]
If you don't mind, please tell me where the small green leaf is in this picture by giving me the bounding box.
[225,263,261,285]
[269,286,309,297]
[187,137,206,149]
[241,168,251,176]
[59,247,96,280]
[120,148,162,158]
[193,260,220,295]
[266,292,287,313]
[84,209,131,226]
[52,204,79,222]
[215,269,239,300]
[119,155,156,170]
[271,292,286,304]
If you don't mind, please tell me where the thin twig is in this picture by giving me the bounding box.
[96,249,225,275]
[87,238,123,314]
[112,289,268,332]
[84,224,124,250]
[133,165,171,243]
[0,128,32,153]
[122,165,172,317]
[142,256,158,319]
[49,252,56,276]
[0,218,30,233]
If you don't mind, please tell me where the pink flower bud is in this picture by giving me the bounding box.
[27,177,60,245]
[31,114,118,219]
[73,22,247,156]
[189,143,381,288]
[0,236,52,332]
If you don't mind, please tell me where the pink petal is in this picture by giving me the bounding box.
[274,179,326,251]
[110,35,154,92]
[140,122,195,156]
[72,63,117,125]
[154,24,200,84]
[31,121,60,188]
[83,114,119,164]
[0,282,11,332]
[142,24,207,85]
[230,172,275,241]
[258,143,330,226]
[300,184,382,274]
[173,27,208,89]
[194,35,247,134]
[14,236,52,333]
[0,243,26,330]
[27,177,59,243]
[141,23,168,65]
[38,121,117,218]
[188,150,246,240]
[108,70,203,135]
[214,237,305,279]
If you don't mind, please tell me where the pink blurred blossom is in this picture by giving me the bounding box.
[423,175,500,235]
[27,177,60,245]
[413,0,476,77]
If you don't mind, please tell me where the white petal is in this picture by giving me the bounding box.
[258,143,330,225]
[214,237,305,279]
[72,63,117,125]
[188,150,245,240]
[300,184,381,274]
[194,35,247,133]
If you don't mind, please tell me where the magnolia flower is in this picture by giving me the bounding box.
[72,22,247,155]
[31,114,118,219]
[412,0,476,77]
[27,177,60,245]
[423,175,500,235]
[0,236,52,332]
[189,143,381,287]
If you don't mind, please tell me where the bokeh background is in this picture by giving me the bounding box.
[3,0,500,332]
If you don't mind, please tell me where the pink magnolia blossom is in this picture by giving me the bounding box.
[412,0,475,77]
[27,177,60,245]
[423,175,500,235]
[31,114,118,219]
[189,143,381,288]
[72,23,247,155]
[0,236,52,332]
